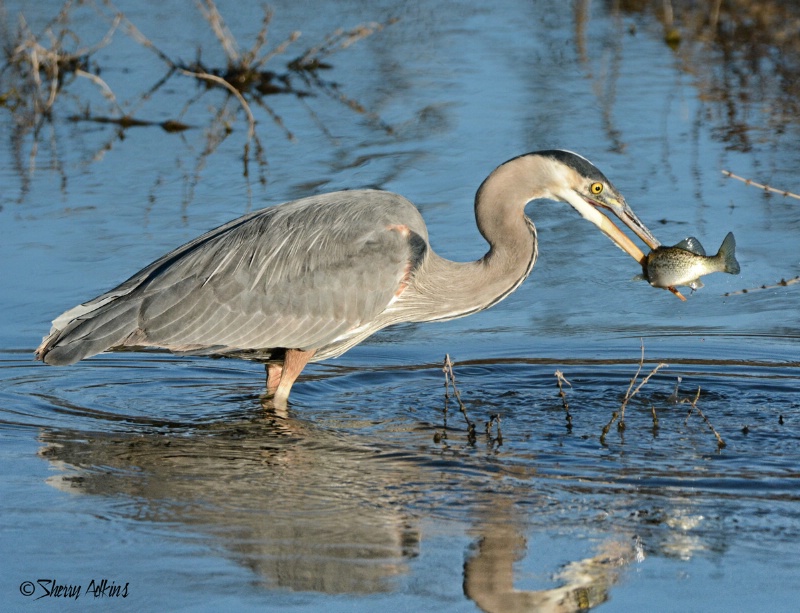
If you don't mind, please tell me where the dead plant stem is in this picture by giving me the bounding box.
[722,170,800,201]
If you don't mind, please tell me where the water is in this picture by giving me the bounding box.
[1,0,799,611]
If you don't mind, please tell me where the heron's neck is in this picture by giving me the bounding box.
[404,160,544,322]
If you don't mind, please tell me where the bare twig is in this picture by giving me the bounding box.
[177,68,257,139]
[114,9,174,66]
[618,341,669,427]
[10,12,122,116]
[80,10,123,56]
[600,411,619,445]
[443,354,476,443]
[252,96,295,141]
[722,170,800,201]
[683,386,701,423]
[650,406,659,432]
[3,0,394,205]
[620,363,668,420]
[196,0,240,64]
[681,386,726,449]
[725,275,800,296]
[240,6,274,67]
[74,68,123,112]
[289,21,393,70]
[183,100,235,207]
[485,414,503,447]
[601,341,668,442]
[620,342,646,417]
[4,4,127,190]
[253,31,301,70]
[554,370,573,430]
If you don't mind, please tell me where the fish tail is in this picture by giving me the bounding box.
[716,231,741,275]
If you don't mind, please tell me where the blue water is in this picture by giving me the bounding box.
[1,1,799,611]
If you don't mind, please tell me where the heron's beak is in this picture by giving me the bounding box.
[591,195,661,265]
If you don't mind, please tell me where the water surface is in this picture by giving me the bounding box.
[1,1,799,611]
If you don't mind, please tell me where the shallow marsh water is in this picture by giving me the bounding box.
[1,1,799,611]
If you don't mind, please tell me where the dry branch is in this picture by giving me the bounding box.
[2,0,395,204]
[443,354,476,443]
[554,370,573,430]
[618,342,668,426]
[725,275,800,296]
[681,386,726,449]
[722,170,800,201]
[485,414,503,447]
[196,0,240,64]
[288,21,394,70]
[601,341,668,443]
[177,68,257,140]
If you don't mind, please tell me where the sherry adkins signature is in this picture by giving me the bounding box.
[19,578,128,600]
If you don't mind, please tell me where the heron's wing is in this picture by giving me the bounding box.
[37,204,288,365]
[47,206,273,333]
[131,191,427,354]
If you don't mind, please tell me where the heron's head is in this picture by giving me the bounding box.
[536,149,661,263]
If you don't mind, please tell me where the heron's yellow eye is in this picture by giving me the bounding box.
[590,182,604,195]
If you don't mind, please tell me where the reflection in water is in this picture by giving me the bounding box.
[0,1,395,205]
[613,0,800,152]
[9,350,798,609]
[37,398,633,608]
[464,498,633,613]
[39,407,418,594]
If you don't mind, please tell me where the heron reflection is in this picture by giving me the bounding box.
[38,400,634,608]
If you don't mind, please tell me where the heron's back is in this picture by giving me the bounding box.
[36,190,429,365]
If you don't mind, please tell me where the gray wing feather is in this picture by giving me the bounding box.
[40,300,141,365]
[37,190,428,364]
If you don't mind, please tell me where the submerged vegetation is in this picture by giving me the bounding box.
[0,0,394,202]
[441,344,727,452]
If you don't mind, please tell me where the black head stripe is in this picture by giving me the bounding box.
[537,149,610,184]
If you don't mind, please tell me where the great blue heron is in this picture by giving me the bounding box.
[36,150,660,406]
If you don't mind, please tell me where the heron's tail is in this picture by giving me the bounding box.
[35,296,140,366]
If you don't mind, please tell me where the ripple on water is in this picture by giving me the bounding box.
[2,347,800,604]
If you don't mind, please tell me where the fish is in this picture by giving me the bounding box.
[643,231,740,291]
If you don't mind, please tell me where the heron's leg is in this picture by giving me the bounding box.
[272,348,316,408]
[265,362,283,398]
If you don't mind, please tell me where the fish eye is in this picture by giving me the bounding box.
[590,182,604,195]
